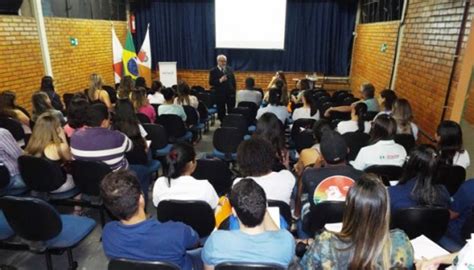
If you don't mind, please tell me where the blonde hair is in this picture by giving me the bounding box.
[25,112,66,160]
[130,88,148,111]
[87,74,103,101]
[392,98,413,135]
[337,174,391,270]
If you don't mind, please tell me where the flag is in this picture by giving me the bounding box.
[122,29,139,79]
[137,24,152,87]
[111,27,123,84]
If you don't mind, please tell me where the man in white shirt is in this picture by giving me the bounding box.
[233,137,295,205]
[236,77,262,106]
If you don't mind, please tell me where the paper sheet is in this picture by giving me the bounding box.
[410,235,449,260]
[268,207,281,229]
[324,223,343,232]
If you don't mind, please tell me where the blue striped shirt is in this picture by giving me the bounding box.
[70,127,133,171]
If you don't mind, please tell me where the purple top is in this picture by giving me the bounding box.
[0,128,22,176]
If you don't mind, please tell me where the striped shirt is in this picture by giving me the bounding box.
[70,127,133,171]
[0,128,23,176]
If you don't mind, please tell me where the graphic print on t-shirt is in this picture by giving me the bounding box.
[313,176,355,205]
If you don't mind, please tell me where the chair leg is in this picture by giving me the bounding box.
[44,251,53,270]
[66,248,78,270]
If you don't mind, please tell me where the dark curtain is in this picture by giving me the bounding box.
[133,0,357,76]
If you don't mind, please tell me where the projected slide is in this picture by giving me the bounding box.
[215,0,287,50]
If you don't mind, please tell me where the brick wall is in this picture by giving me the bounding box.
[464,74,474,124]
[0,15,127,111]
[350,21,400,97]
[395,0,474,136]
[351,1,474,137]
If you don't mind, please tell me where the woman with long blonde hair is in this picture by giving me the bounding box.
[24,112,76,194]
[130,87,156,123]
[86,74,112,109]
[300,174,414,269]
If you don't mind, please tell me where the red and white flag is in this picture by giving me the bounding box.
[138,24,152,87]
[112,27,123,84]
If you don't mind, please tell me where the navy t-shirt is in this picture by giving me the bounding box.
[102,219,199,269]
[388,178,451,213]
[447,179,474,241]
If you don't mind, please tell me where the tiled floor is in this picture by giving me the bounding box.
[0,121,220,270]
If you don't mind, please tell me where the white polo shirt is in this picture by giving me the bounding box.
[453,150,470,169]
[336,120,371,134]
[152,175,219,209]
[233,170,296,205]
[256,105,289,125]
[350,140,407,171]
[292,107,320,121]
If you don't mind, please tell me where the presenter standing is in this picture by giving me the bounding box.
[209,54,236,121]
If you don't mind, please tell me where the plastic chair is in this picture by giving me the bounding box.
[365,111,378,121]
[391,207,449,241]
[304,201,346,236]
[237,101,258,121]
[320,101,333,118]
[0,163,10,190]
[156,200,215,237]
[70,160,112,227]
[136,113,151,124]
[183,105,205,140]
[197,101,211,131]
[108,258,180,270]
[435,165,466,196]
[290,119,316,143]
[342,131,370,161]
[268,200,292,227]
[394,134,416,153]
[192,159,233,196]
[142,123,172,158]
[215,262,285,270]
[364,165,403,186]
[18,156,80,200]
[229,107,253,125]
[0,210,14,241]
[212,127,244,161]
[155,114,192,143]
[222,114,249,135]
[294,130,315,153]
[0,196,96,270]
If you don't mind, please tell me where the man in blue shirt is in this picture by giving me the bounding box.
[202,178,295,269]
[447,179,474,243]
[100,170,201,269]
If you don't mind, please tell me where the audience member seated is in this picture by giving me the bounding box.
[101,170,201,270]
[436,120,470,169]
[0,90,30,128]
[300,174,414,269]
[152,142,219,209]
[135,76,150,92]
[202,178,295,268]
[147,80,165,105]
[290,79,311,106]
[256,88,289,125]
[86,74,112,109]
[336,102,371,134]
[174,81,199,109]
[444,179,474,245]
[24,112,76,193]
[392,98,419,140]
[70,103,132,171]
[233,138,295,205]
[39,75,64,112]
[416,248,464,270]
[292,90,320,121]
[324,83,379,117]
[253,113,289,171]
[131,87,156,123]
[158,87,187,121]
[293,120,332,177]
[117,75,134,100]
[0,128,26,191]
[388,145,450,213]
[299,131,363,218]
[112,99,159,196]
[31,91,66,125]
[374,89,397,119]
[264,73,289,106]
[351,114,407,170]
[236,77,262,106]
[63,94,89,138]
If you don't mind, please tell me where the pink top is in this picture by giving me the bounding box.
[138,104,157,123]
[64,124,85,138]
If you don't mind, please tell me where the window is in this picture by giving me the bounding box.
[42,0,126,21]
[360,0,404,24]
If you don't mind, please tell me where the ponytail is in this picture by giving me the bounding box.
[303,90,318,117]
[354,103,368,132]
[165,142,196,187]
